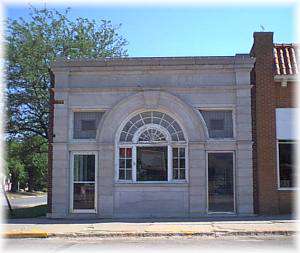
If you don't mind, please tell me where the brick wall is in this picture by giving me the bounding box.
[250,68,259,214]
[47,70,55,214]
[251,32,295,214]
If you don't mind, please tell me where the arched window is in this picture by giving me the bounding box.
[116,111,187,182]
[119,111,185,143]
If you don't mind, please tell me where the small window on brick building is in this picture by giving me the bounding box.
[276,108,296,189]
[278,141,295,189]
[199,110,233,138]
[73,112,104,139]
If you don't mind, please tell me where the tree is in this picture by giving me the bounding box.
[6,6,128,140]
[5,6,128,191]
[6,141,27,192]
[6,136,49,192]
[20,136,48,191]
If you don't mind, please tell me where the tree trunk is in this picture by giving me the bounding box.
[28,166,34,192]
[10,173,18,193]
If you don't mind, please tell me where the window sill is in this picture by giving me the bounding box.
[278,188,297,191]
[207,138,235,141]
[115,181,188,187]
[69,139,97,142]
[71,209,97,214]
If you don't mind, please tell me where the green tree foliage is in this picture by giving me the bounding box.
[6,6,128,139]
[6,136,49,192]
[5,6,128,191]
[6,141,27,192]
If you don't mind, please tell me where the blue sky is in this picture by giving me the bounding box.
[5,4,296,57]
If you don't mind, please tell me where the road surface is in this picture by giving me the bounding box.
[1,235,297,252]
[1,194,47,208]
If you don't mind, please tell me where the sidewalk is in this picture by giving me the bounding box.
[2,216,298,238]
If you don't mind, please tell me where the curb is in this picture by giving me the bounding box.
[49,230,296,238]
[3,230,296,239]
[3,230,48,238]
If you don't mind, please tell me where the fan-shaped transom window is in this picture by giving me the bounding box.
[119,111,185,142]
[138,128,166,142]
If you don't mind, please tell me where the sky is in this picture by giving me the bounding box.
[5,3,296,57]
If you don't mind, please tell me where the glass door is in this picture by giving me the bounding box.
[207,152,234,213]
[72,153,97,212]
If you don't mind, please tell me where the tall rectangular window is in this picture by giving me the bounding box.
[208,152,234,213]
[119,148,132,180]
[173,147,186,180]
[73,112,104,139]
[72,153,96,211]
[278,141,295,188]
[200,110,233,138]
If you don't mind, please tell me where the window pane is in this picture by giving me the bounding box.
[144,117,152,124]
[128,125,138,135]
[173,122,182,132]
[171,133,179,141]
[126,159,132,169]
[74,112,104,139]
[167,124,176,134]
[81,120,96,131]
[200,110,233,138]
[135,120,144,129]
[163,114,174,124]
[123,122,133,132]
[119,158,125,168]
[173,148,178,158]
[208,153,234,212]
[179,148,185,158]
[120,132,127,142]
[179,169,185,179]
[177,132,185,141]
[126,170,132,180]
[125,133,134,142]
[180,159,185,168]
[141,111,151,119]
[137,147,168,181]
[210,119,224,131]
[126,148,132,158]
[119,169,125,180]
[279,143,295,188]
[131,114,141,124]
[160,119,170,129]
[173,169,179,179]
[119,148,126,158]
[173,159,178,168]
[153,117,161,124]
[73,183,95,209]
[153,111,163,118]
[74,155,95,181]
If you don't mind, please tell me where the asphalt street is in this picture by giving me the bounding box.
[1,195,47,208]
[1,235,297,252]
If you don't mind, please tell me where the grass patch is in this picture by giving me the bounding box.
[6,204,47,219]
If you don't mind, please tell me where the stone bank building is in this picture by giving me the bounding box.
[48,53,255,218]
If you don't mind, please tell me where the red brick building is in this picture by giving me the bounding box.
[250,32,298,215]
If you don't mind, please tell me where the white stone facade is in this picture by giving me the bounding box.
[50,55,255,218]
